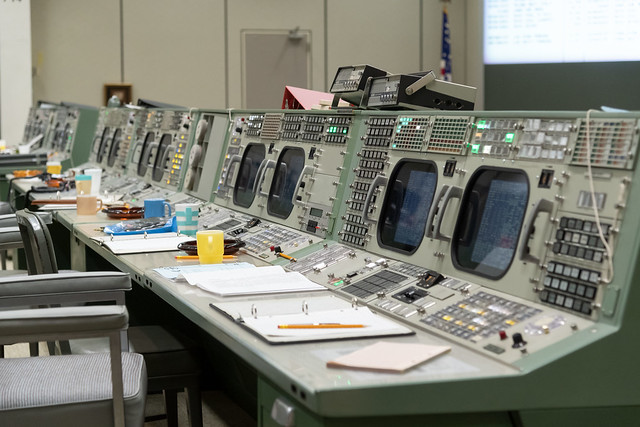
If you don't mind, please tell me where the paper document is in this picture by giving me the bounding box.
[153,262,255,281]
[182,265,325,296]
[91,232,192,254]
[326,341,451,373]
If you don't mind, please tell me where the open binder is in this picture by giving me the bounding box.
[211,293,414,344]
[91,232,192,254]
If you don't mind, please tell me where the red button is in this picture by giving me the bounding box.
[499,331,508,340]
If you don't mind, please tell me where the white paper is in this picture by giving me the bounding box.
[153,262,255,281]
[182,265,325,296]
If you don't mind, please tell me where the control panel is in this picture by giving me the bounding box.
[89,106,140,172]
[128,109,193,190]
[182,111,230,201]
[22,105,57,145]
[211,110,638,366]
[39,103,98,167]
[214,111,355,239]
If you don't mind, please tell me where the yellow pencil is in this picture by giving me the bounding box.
[277,324,365,329]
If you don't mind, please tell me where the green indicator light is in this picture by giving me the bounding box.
[333,280,344,286]
[392,144,397,148]
[342,128,347,134]
[505,133,515,143]
[477,120,486,129]
[471,144,480,154]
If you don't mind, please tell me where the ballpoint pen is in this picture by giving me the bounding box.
[277,324,365,329]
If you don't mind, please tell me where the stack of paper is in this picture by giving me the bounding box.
[326,341,451,373]
[182,265,325,296]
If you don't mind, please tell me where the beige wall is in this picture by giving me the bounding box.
[31,0,120,106]
[31,0,483,109]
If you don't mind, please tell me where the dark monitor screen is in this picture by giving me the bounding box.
[233,143,266,208]
[59,123,72,152]
[137,132,155,177]
[96,127,110,163]
[378,160,437,253]
[267,147,305,219]
[107,128,122,167]
[453,168,529,279]
[152,134,172,182]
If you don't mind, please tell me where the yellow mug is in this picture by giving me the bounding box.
[196,230,224,264]
[76,195,103,215]
[46,161,62,175]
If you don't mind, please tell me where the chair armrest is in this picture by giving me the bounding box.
[0,229,22,250]
[0,271,131,308]
[0,211,52,250]
[0,305,128,346]
[0,211,51,225]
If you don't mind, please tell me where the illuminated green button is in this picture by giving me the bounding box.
[505,133,515,143]
[477,120,487,129]
[471,144,480,154]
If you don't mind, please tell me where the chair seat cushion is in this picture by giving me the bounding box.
[0,352,145,410]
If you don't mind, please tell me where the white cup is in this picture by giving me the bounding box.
[175,203,199,236]
[84,168,102,196]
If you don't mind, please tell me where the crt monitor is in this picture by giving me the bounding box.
[152,133,172,182]
[106,128,122,168]
[267,147,305,219]
[452,167,529,279]
[137,132,155,177]
[233,143,266,208]
[378,160,438,254]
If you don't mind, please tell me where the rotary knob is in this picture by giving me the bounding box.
[511,332,527,348]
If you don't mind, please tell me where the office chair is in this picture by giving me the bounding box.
[0,271,147,427]
[16,209,203,427]
[0,202,20,271]
[0,210,53,358]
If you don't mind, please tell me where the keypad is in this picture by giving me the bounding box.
[540,261,598,316]
[342,270,408,299]
[552,216,610,263]
[421,292,541,342]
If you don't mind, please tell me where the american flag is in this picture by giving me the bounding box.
[440,3,452,81]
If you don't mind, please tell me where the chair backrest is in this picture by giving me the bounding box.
[16,209,58,275]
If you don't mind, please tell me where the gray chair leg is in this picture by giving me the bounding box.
[29,342,39,356]
[58,340,72,355]
[46,341,57,356]
[164,389,179,427]
[187,384,203,427]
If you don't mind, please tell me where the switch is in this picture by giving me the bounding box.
[511,332,527,348]
[499,330,508,341]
